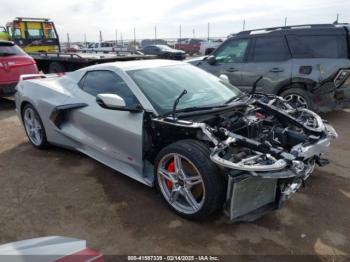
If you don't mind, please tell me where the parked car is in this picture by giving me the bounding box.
[175,38,202,55]
[140,39,167,49]
[0,236,103,261]
[15,60,336,221]
[142,45,186,60]
[0,40,39,96]
[189,24,350,112]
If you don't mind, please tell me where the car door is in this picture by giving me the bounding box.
[197,38,250,88]
[239,35,292,94]
[66,70,146,183]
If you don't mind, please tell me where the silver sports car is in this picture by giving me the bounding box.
[15,60,337,221]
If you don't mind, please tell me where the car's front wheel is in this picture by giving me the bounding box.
[22,103,49,149]
[154,140,226,220]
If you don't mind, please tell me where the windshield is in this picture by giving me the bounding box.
[0,43,26,56]
[128,64,241,114]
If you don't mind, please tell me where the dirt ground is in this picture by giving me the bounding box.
[0,97,349,258]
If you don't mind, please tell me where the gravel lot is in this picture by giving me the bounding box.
[0,97,349,257]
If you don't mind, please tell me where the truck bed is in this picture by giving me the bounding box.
[29,52,156,73]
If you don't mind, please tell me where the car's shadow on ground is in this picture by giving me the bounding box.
[0,97,15,110]
[0,98,16,121]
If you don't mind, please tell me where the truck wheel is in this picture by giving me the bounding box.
[154,139,226,220]
[280,87,313,110]
[48,62,66,73]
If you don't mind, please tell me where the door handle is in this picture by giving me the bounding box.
[269,67,284,73]
[226,67,239,73]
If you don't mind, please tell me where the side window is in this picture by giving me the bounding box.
[215,39,249,64]
[251,36,289,62]
[287,35,347,58]
[27,29,44,39]
[79,71,139,107]
[12,29,21,39]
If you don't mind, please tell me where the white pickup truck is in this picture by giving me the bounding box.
[199,40,223,55]
[81,41,128,53]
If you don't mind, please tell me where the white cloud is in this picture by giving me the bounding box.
[0,0,349,42]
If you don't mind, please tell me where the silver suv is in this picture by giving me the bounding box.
[189,24,350,112]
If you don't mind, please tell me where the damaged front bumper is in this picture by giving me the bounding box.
[224,171,304,222]
[214,119,337,222]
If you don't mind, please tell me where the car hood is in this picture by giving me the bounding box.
[0,236,102,261]
[186,56,207,64]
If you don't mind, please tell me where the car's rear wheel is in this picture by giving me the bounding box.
[154,140,226,220]
[280,87,313,110]
[22,104,49,149]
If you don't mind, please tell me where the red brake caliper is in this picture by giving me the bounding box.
[166,160,175,189]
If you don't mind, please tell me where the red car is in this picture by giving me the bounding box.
[0,41,39,96]
[175,38,202,55]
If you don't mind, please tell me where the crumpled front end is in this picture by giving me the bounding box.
[153,94,337,221]
[208,97,337,221]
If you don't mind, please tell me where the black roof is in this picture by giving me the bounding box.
[235,23,349,37]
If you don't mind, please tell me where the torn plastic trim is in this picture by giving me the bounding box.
[210,138,288,172]
[291,137,331,160]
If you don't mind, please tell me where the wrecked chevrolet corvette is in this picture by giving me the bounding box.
[15,60,337,221]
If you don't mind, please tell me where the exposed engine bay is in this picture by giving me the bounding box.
[152,94,337,221]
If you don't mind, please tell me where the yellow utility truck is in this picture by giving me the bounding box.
[1,17,154,73]
[4,17,60,53]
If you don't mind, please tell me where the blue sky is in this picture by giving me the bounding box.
[1,0,349,42]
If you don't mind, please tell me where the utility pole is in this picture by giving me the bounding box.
[243,20,246,31]
[336,13,339,23]
[120,32,123,47]
[207,22,210,41]
[133,27,136,50]
[179,24,182,43]
[115,29,118,46]
[67,33,70,48]
[193,28,195,38]
[99,30,103,42]
[154,25,157,41]
[284,17,288,26]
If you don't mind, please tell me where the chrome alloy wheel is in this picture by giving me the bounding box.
[283,94,308,108]
[23,107,43,146]
[157,153,206,214]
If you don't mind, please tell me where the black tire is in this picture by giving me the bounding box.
[154,139,226,220]
[48,62,66,73]
[280,87,313,110]
[22,103,50,149]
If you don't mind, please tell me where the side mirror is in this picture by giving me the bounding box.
[206,55,217,65]
[219,74,230,83]
[96,94,142,112]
